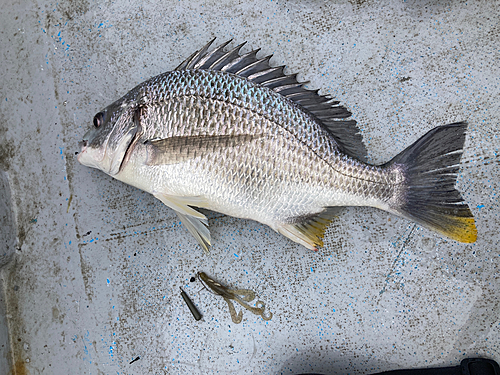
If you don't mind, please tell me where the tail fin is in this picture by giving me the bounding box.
[387,122,477,243]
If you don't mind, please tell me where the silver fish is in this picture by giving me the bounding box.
[78,39,477,252]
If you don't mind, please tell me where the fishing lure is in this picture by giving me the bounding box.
[198,272,272,324]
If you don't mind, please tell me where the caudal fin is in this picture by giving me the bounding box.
[388,122,477,243]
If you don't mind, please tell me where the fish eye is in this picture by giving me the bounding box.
[93,112,104,128]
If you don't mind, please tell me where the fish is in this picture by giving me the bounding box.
[77,38,477,252]
[198,271,272,324]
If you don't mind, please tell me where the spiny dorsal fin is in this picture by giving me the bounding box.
[194,39,233,70]
[208,42,247,71]
[175,38,217,71]
[174,39,367,160]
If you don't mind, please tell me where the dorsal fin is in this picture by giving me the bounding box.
[175,38,217,71]
[174,39,367,160]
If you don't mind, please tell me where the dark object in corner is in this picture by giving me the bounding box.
[180,287,202,321]
[297,358,500,375]
[372,358,500,375]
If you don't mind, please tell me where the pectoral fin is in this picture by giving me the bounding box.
[145,134,262,166]
[154,193,211,252]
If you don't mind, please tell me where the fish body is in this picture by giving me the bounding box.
[78,39,477,251]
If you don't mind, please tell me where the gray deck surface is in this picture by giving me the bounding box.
[0,1,499,374]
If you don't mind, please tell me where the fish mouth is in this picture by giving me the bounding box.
[76,140,87,163]
[77,140,88,156]
[77,125,110,166]
[76,134,110,169]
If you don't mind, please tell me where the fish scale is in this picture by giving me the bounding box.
[78,39,477,251]
[147,70,337,153]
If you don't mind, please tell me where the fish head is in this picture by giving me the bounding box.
[77,98,139,176]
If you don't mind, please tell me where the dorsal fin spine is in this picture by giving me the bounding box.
[247,66,285,82]
[235,55,273,77]
[276,82,305,91]
[175,37,216,71]
[208,42,247,70]
[221,48,260,73]
[274,83,306,94]
[194,39,233,70]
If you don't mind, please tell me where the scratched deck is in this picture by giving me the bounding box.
[0,1,499,374]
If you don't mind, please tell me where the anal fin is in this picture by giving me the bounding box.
[277,207,340,251]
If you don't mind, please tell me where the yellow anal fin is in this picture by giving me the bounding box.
[277,207,340,251]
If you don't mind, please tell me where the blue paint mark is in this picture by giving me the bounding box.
[477,204,485,210]
[83,330,92,364]
[107,278,110,284]
[234,253,239,258]
[332,308,335,312]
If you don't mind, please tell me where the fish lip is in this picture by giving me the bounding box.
[76,140,87,163]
